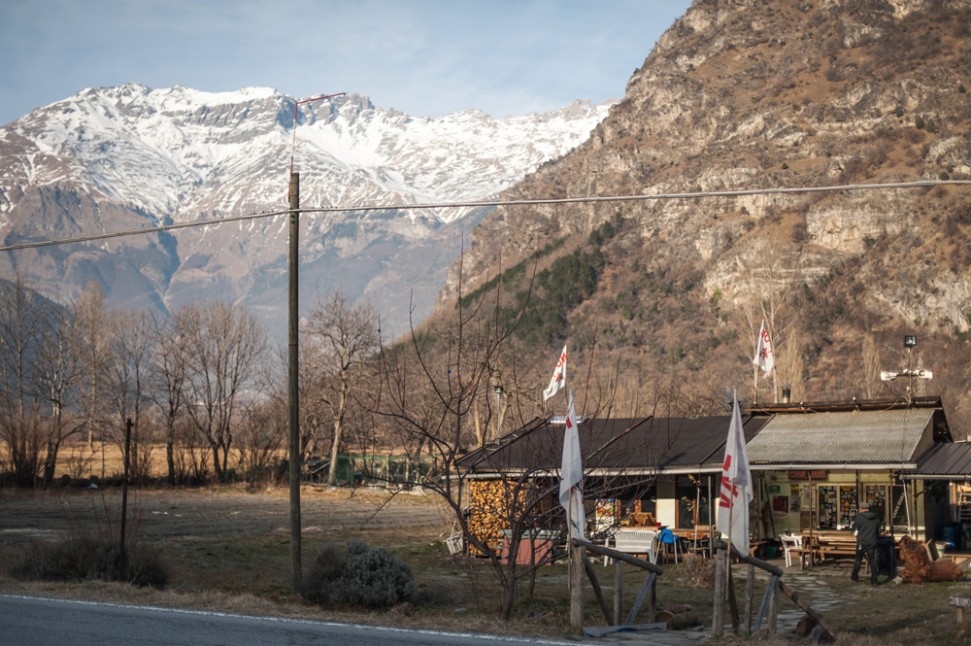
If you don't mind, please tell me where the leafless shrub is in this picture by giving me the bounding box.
[679,552,715,588]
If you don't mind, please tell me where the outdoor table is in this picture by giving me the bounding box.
[672,527,711,557]
[815,531,858,560]
[799,531,897,570]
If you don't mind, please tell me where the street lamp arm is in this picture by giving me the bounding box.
[289,92,347,175]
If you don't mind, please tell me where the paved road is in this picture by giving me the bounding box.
[0,594,603,646]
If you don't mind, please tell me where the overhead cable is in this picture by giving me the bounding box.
[1,179,968,253]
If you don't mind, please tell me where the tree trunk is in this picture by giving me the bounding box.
[327,421,342,485]
[166,432,176,485]
[499,559,518,621]
[327,380,349,485]
[42,439,59,488]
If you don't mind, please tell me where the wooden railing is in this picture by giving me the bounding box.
[713,546,837,641]
[564,538,837,642]
[571,537,663,631]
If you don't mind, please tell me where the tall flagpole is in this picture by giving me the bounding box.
[753,365,759,405]
[726,476,735,594]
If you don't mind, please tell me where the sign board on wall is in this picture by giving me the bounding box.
[787,470,828,480]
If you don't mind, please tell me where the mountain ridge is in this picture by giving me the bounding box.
[430,0,971,430]
[0,85,611,338]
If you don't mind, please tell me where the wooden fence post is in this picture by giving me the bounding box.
[768,575,778,635]
[745,562,755,635]
[713,547,725,636]
[613,559,623,626]
[570,544,584,633]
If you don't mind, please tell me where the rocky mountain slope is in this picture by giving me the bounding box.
[435,0,971,430]
[0,86,609,338]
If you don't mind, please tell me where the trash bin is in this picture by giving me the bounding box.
[940,523,961,552]
[876,536,895,576]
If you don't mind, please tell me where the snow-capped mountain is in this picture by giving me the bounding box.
[0,85,610,339]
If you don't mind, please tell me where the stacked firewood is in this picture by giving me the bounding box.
[467,480,515,556]
[467,479,546,556]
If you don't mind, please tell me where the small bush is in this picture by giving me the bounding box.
[679,552,715,588]
[10,536,167,587]
[304,540,414,609]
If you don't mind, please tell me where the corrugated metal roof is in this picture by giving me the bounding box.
[457,415,769,475]
[903,441,971,479]
[747,408,934,466]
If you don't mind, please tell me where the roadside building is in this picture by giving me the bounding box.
[455,396,959,558]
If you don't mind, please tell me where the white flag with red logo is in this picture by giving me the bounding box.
[752,320,774,377]
[543,345,567,401]
[559,391,585,540]
[716,392,752,555]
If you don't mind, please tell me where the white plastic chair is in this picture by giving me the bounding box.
[779,532,803,567]
[604,528,659,565]
[444,521,464,555]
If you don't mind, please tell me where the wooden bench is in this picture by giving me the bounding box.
[605,528,659,565]
[816,532,858,559]
[794,532,856,568]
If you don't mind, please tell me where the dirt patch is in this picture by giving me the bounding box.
[0,485,447,545]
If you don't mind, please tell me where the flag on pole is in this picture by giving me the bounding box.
[543,345,568,401]
[752,320,774,377]
[559,391,585,540]
[716,392,753,555]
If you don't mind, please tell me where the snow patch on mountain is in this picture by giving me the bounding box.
[0,84,610,339]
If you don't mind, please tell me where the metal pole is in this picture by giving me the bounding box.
[288,171,302,592]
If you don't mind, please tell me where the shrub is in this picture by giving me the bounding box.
[10,536,167,587]
[679,552,715,588]
[304,540,414,609]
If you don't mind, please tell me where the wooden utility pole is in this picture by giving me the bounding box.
[285,92,344,594]
[288,171,302,592]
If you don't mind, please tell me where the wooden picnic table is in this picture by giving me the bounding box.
[816,531,859,559]
[787,531,848,568]
[798,530,897,568]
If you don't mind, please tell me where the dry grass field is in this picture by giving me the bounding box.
[1,485,971,644]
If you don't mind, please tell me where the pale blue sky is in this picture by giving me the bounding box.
[0,0,691,125]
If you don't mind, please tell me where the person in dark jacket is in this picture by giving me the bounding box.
[851,503,882,585]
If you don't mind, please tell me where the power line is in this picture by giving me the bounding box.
[1,179,968,253]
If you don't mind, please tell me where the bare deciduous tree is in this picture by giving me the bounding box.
[149,311,189,484]
[35,304,85,487]
[369,248,540,620]
[104,307,155,482]
[304,292,379,486]
[0,277,49,486]
[235,397,286,486]
[73,283,112,449]
[179,301,270,481]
